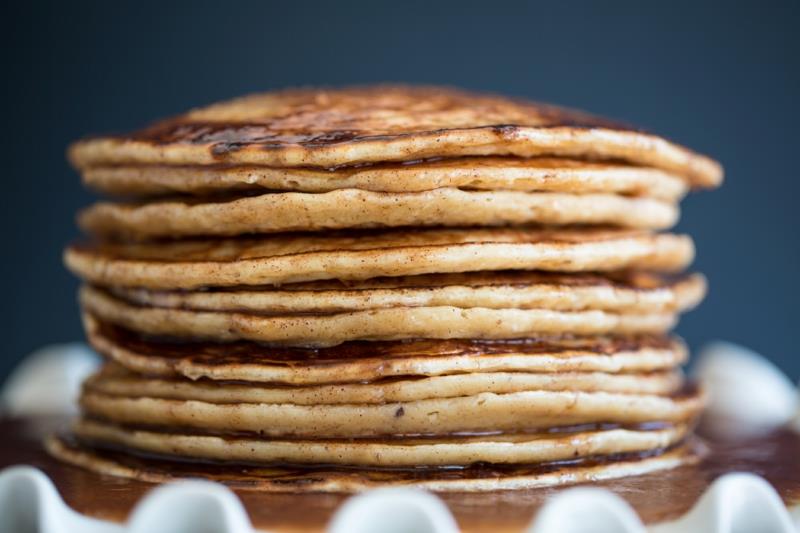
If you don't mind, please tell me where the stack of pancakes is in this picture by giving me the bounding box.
[51,86,722,491]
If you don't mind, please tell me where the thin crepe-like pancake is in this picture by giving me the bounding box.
[83,315,689,384]
[80,286,679,345]
[86,364,682,405]
[65,227,694,289]
[79,386,704,438]
[46,434,704,492]
[67,86,722,188]
[71,417,689,467]
[109,271,706,314]
[80,157,689,200]
[79,189,679,239]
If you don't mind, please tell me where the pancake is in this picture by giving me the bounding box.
[46,433,703,492]
[78,189,679,239]
[78,386,704,438]
[80,157,690,200]
[57,84,720,496]
[83,315,689,384]
[85,364,683,405]
[80,286,679,345]
[109,271,706,314]
[67,86,722,188]
[65,227,694,288]
[70,417,690,467]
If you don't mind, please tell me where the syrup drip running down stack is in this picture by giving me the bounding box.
[53,86,722,491]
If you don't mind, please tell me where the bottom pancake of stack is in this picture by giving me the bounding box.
[48,316,705,492]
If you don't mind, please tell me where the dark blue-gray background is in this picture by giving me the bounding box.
[2,1,798,381]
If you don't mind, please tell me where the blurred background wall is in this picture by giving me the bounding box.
[2,0,798,380]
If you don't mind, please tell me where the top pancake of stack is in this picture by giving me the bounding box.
[69,85,721,188]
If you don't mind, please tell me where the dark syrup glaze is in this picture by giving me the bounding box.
[2,417,798,532]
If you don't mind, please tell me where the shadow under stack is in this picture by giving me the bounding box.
[53,86,722,491]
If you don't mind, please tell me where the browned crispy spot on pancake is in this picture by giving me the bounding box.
[121,86,631,152]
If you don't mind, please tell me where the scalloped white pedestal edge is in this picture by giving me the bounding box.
[0,341,798,533]
[0,466,797,533]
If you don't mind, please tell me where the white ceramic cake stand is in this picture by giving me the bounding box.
[1,342,798,533]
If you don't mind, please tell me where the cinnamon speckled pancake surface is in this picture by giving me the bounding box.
[65,227,694,289]
[46,434,704,492]
[68,86,722,188]
[80,157,690,200]
[83,315,689,384]
[80,285,680,345]
[86,363,683,405]
[109,271,706,314]
[78,384,704,438]
[69,417,690,468]
[79,189,678,239]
